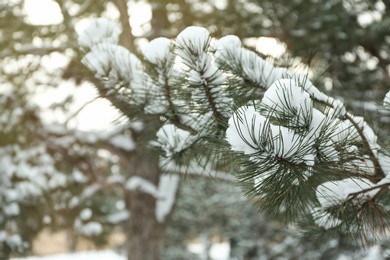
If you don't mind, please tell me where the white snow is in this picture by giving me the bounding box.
[11,250,126,260]
[262,78,312,127]
[226,106,267,155]
[80,184,101,200]
[155,174,180,223]
[81,43,146,106]
[155,124,193,157]
[77,18,121,50]
[10,245,230,260]
[7,234,24,249]
[316,178,380,209]
[106,210,129,224]
[80,208,93,220]
[384,91,390,107]
[160,158,235,182]
[72,170,88,183]
[226,105,317,167]
[214,35,242,60]
[74,219,103,236]
[311,207,341,230]
[125,176,159,197]
[215,39,292,89]
[187,242,230,260]
[108,134,135,151]
[125,173,181,223]
[3,202,20,216]
[176,26,210,59]
[142,37,173,66]
[83,43,141,82]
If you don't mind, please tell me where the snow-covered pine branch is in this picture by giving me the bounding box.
[226,73,390,244]
[79,18,390,245]
[214,35,291,93]
[175,26,232,126]
[81,43,145,107]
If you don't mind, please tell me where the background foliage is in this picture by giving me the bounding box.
[1,0,390,259]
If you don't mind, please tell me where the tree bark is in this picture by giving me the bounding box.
[124,152,164,260]
[113,0,136,52]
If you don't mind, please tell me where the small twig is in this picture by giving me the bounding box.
[163,76,197,134]
[347,183,390,201]
[0,44,68,59]
[345,113,385,181]
[113,0,136,52]
[72,0,94,16]
[64,97,100,127]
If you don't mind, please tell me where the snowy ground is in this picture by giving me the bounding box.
[11,243,230,260]
[11,250,126,260]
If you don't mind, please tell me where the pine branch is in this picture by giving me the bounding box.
[72,0,94,16]
[347,183,390,201]
[54,0,75,35]
[163,76,197,134]
[345,113,385,182]
[0,44,69,59]
[202,79,226,124]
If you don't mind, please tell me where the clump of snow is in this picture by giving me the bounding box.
[11,250,126,260]
[262,78,313,128]
[316,178,379,209]
[176,26,210,61]
[175,26,231,118]
[108,134,135,151]
[215,37,292,89]
[81,43,145,106]
[72,170,88,183]
[155,174,180,223]
[74,218,103,236]
[154,124,194,157]
[80,208,93,220]
[226,106,267,155]
[226,104,317,168]
[106,210,129,224]
[43,215,52,224]
[293,74,347,116]
[311,207,341,230]
[125,176,159,197]
[124,173,180,223]
[78,18,121,51]
[312,177,386,229]
[384,91,390,107]
[3,202,20,216]
[214,35,242,59]
[142,37,173,66]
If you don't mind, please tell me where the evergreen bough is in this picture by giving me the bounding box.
[79,18,390,246]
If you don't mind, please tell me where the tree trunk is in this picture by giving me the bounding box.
[125,152,165,260]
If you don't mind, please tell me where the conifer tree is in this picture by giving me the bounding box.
[79,18,390,258]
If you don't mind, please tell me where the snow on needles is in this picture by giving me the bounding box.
[176,26,210,61]
[312,177,387,230]
[226,106,267,155]
[226,79,319,167]
[154,124,194,157]
[77,18,121,51]
[261,79,313,128]
[82,43,145,105]
[142,37,173,67]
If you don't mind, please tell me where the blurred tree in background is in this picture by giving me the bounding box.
[1,1,390,260]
